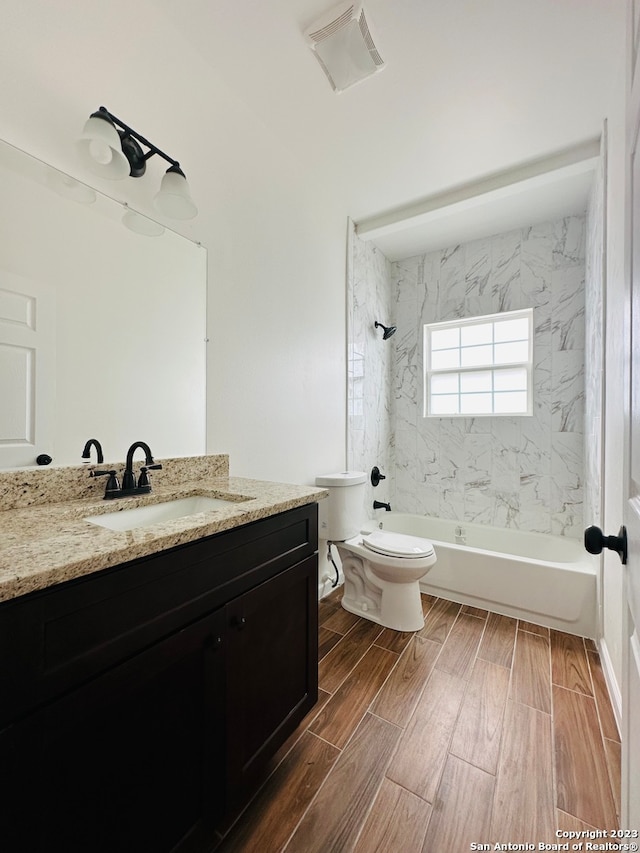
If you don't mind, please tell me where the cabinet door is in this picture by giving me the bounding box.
[0,710,43,852]
[2,608,226,853]
[225,555,318,802]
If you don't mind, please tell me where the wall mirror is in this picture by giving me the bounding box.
[0,138,207,469]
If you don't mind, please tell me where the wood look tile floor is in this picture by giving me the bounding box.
[213,591,620,853]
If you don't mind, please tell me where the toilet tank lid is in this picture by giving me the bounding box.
[315,471,367,487]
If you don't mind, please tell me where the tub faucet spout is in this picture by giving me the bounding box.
[373,500,391,512]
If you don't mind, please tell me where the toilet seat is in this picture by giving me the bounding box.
[362,530,434,559]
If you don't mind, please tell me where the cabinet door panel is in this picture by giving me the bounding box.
[4,609,226,853]
[0,712,44,851]
[226,555,318,801]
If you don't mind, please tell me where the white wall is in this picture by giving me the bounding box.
[0,0,349,486]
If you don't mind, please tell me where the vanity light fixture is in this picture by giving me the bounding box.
[44,167,97,205]
[77,106,197,220]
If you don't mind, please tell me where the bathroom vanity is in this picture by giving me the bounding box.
[0,456,324,853]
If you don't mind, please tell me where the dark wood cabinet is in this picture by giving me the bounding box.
[0,504,318,853]
[225,554,317,804]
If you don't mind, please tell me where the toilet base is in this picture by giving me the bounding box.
[338,547,427,632]
[341,587,425,632]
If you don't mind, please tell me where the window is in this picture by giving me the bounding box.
[424,308,533,417]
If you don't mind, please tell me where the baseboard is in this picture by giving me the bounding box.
[598,636,622,737]
[318,576,343,600]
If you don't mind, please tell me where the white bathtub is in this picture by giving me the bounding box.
[370,513,598,638]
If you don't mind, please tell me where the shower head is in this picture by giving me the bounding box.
[375,321,397,340]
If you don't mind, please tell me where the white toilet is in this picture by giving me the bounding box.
[316,472,437,632]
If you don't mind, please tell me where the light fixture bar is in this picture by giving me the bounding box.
[95,106,182,173]
[78,105,198,219]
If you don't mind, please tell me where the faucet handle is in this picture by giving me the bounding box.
[93,469,121,498]
[138,463,162,488]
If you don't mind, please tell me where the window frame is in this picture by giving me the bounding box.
[423,308,534,418]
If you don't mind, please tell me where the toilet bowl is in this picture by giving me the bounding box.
[336,529,436,631]
[316,472,437,632]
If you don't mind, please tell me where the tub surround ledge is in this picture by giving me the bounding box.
[0,455,327,603]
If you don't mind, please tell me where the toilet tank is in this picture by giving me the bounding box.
[315,471,367,541]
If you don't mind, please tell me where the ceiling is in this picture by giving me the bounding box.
[2,1,618,259]
[152,0,621,258]
[357,138,600,259]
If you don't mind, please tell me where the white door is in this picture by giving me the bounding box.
[0,269,55,468]
[623,0,640,827]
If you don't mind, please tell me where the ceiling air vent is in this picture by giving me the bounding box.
[304,1,385,93]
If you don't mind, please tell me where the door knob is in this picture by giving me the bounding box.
[584,525,627,565]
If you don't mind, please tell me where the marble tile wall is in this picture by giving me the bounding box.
[349,214,589,538]
[584,149,605,530]
[347,221,396,520]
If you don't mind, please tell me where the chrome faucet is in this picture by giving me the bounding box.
[93,441,162,500]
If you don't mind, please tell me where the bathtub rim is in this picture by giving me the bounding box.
[365,511,597,638]
[366,512,595,572]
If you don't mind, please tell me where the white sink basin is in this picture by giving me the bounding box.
[85,496,245,532]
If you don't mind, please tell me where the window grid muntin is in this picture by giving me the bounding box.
[425,309,533,417]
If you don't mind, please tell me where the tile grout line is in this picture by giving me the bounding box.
[317,627,343,664]
[367,633,445,728]
[420,656,479,844]
[319,625,385,695]
[487,618,520,834]
[421,606,492,836]
[281,716,403,853]
[365,639,418,723]
[585,646,621,825]
[550,681,595,699]
[421,598,462,646]
[376,600,467,820]
[547,625,560,830]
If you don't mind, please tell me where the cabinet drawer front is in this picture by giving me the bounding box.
[0,503,318,725]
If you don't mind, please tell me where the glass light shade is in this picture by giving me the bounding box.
[122,208,165,237]
[76,114,129,180]
[154,168,197,220]
[44,167,97,205]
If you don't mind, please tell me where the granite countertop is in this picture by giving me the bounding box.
[0,465,327,603]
